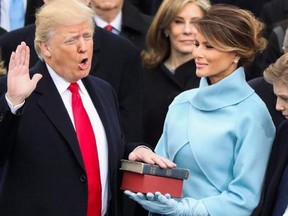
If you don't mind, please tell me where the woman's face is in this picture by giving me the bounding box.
[193,32,239,84]
[168,2,204,57]
[274,81,288,119]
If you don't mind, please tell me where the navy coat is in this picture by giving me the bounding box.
[0,61,137,216]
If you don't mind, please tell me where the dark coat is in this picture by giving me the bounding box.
[0,24,37,68]
[25,0,44,25]
[0,24,143,143]
[142,60,200,147]
[127,0,162,15]
[260,23,287,71]
[260,0,288,37]
[0,27,6,35]
[252,120,288,216]
[0,61,138,216]
[210,0,270,17]
[120,2,153,50]
[248,76,285,128]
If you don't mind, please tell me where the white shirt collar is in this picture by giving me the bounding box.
[94,11,122,33]
[46,63,86,95]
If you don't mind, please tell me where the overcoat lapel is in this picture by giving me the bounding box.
[82,76,121,207]
[82,77,118,160]
[32,61,85,170]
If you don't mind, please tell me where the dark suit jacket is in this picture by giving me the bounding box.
[260,23,287,72]
[25,0,44,25]
[142,60,200,147]
[120,2,153,50]
[0,24,143,143]
[210,0,270,17]
[126,0,162,15]
[260,0,288,37]
[0,24,38,68]
[248,76,285,128]
[252,120,288,216]
[141,0,162,15]
[0,61,139,216]
[126,0,140,7]
[0,27,6,35]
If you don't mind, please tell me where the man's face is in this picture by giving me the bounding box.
[90,0,123,11]
[41,21,94,83]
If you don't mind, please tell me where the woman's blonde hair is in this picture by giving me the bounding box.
[141,0,210,68]
[34,0,95,60]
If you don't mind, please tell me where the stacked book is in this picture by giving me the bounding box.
[120,159,190,198]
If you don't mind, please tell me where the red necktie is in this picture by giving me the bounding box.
[69,83,102,216]
[104,24,113,32]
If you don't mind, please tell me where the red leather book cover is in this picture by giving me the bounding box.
[121,171,184,198]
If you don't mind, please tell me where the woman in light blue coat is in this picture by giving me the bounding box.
[125,4,276,216]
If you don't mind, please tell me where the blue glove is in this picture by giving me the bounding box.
[124,190,209,216]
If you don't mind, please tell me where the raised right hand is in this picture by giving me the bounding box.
[6,42,42,106]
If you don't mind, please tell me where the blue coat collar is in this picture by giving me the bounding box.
[190,67,254,111]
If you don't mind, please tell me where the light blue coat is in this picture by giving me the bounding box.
[155,67,276,216]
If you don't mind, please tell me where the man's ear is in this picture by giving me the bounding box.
[39,42,51,58]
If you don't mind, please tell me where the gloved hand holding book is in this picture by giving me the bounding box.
[124,190,209,216]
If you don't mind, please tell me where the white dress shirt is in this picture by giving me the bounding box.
[284,206,288,216]
[94,11,122,34]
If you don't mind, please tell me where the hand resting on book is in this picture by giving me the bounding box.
[128,145,176,169]
[124,190,209,216]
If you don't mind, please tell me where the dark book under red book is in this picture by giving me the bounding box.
[121,171,184,198]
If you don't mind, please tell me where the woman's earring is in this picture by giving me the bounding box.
[164,30,169,37]
[233,59,239,64]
